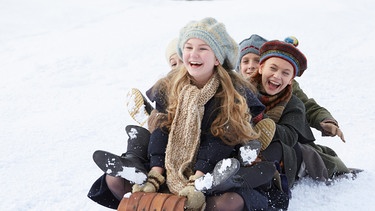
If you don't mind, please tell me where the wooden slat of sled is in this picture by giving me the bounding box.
[148,193,171,210]
[117,192,186,211]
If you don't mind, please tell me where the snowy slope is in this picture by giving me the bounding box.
[1,0,374,210]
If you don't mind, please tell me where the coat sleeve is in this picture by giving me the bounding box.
[148,127,168,168]
[273,95,315,146]
[194,133,234,174]
[292,80,335,131]
[147,87,168,168]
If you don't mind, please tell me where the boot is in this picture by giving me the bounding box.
[195,158,240,194]
[238,140,261,166]
[125,88,154,126]
[197,160,277,195]
[92,150,147,184]
[124,125,150,162]
[92,125,151,184]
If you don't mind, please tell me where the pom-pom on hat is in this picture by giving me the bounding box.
[177,17,239,70]
[284,36,299,47]
[259,36,307,77]
[165,38,179,63]
[236,34,268,72]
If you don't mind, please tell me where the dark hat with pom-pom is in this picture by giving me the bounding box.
[259,36,307,77]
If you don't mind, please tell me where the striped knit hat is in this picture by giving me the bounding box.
[177,17,239,70]
[236,34,268,72]
[259,37,307,77]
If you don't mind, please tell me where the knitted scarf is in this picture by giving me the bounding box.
[165,73,219,195]
[258,84,292,123]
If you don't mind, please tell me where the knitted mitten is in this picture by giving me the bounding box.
[179,185,205,210]
[254,118,276,150]
[179,175,206,210]
[132,169,165,193]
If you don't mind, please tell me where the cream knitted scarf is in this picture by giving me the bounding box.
[165,73,219,195]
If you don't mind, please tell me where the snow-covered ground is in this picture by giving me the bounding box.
[1,0,374,210]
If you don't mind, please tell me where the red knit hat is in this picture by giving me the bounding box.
[259,37,307,77]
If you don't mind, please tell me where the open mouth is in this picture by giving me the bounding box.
[268,80,281,90]
[190,61,202,68]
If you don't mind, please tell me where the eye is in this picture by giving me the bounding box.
[282,71,291,76]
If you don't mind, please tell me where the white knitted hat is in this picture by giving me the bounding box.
[165,38,178,63]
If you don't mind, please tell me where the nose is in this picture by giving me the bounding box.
[248,64,256,71]
[189,48,199,58]
[248,61,257,70]
[273,71,281,78]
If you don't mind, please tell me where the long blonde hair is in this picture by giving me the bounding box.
[153,65,260,146]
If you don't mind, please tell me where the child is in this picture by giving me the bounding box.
[257,35,354,187]
[88,39,186,210]
[164,37,183,69]
[131,17,265,210]
[237,34,345,142]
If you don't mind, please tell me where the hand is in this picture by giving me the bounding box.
[179,185,206,210]
[132,169,165,193]
[320,120,345,142]
[254,118,276,150]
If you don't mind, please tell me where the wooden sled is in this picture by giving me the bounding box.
[117,192,186,211]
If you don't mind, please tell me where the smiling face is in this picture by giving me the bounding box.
[240,52,260,80]
[259,57,294,95]
[182,38,219,88]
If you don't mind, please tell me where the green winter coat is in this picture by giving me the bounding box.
[292,80,350,179]
[292,79,335,130]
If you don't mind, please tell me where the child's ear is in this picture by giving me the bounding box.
[215,59,220,66]
[259,64,264,74]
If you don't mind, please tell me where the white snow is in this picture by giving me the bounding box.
[195,173,214,191]
[117,167,147,185]
[123,192,131,199]
[126,124,139,140]
[217,158,233,174]
[1,0,374,210]
[239,145,258,166]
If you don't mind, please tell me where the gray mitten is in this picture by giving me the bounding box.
[132,169,165,193]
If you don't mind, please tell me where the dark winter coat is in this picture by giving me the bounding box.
[271,94,315,187]
[148,84,265,174]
